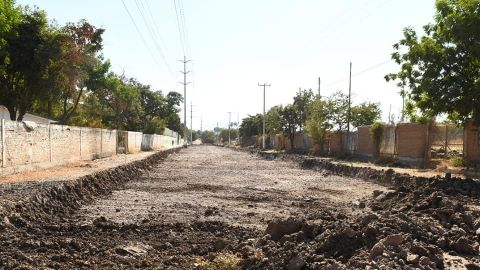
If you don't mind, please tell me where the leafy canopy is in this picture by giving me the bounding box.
[386,0,480,124]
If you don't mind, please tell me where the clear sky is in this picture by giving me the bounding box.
[17,0,436,131]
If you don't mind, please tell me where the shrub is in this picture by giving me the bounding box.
[369,122,385,156]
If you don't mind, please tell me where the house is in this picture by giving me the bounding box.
[0,105,55,124]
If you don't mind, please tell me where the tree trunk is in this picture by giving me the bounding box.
[6,105,16,121]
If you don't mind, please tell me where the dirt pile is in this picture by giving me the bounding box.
[235,178,480,269]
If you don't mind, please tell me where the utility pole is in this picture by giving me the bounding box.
[318,77,321,98]
[258,83,271,149]
[178,55,191,147]
[227,112,232,145]
[347,62,352,135]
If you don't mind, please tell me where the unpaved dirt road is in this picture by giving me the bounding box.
[1,145,480,269]
[79,145,386,228]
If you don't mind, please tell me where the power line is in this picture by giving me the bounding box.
[324,59,392,88]
[121,0,165,72]
[173,0,186,56]
[134,0,173,75]
[178,0,191,57]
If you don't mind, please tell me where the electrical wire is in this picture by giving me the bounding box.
[134,0,173,76]
[120,0,166,74]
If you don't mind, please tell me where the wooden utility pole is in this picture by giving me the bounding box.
[258,83,271,149]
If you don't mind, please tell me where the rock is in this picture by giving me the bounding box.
[382,234,404,246]
[418,256,431,266]
[476,228,480,236]
[361,213,378,226]
[406,253,419,264]
[372,190,383,198]
[466,263,480,270]
[265,218,303,241]
[369,242,385,260]
[452,237,477,255]
[286,255,306,270]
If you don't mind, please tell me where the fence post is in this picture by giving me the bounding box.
[49,124,52,163]
[1,119,5,168]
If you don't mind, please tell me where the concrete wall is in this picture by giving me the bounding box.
[141,134,177,151]
[127,131,143,154]
[0,119,182,172]
[465,120,480,163]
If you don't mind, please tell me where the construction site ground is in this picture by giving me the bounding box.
[0,145,479,269]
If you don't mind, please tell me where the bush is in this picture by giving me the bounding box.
[369,122,385,156]
[449,156,465,167]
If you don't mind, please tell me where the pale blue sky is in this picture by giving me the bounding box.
[17,0,436,130]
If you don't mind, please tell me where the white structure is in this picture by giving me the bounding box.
[0,105,55,124]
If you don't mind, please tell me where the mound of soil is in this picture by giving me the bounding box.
[234,177,480,269]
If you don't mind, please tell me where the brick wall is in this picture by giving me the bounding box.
[465,120,480,163]
[356,126,375,158]
[328,132,343,156]
[396,123,428,164]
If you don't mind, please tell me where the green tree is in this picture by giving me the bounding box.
[239,114,263,137]
[200,130,215,144]
[306,97,333,154]
[386,0,480,125]
[0,7,53,121]
[55,20,104,124]
[293,88,314,132]
[350,102,381,128]
[265,105,283,135]
[328,91,349,131]
[279,104,299,150]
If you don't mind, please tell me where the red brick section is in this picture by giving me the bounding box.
[396,123,428,162]
[465,120,480,163]
[357,126,375,157]
[328,132,343,156]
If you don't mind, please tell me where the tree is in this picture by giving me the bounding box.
[328,91,349,131]
[306,97,333,154]
[293,88,314,132]
[279,104,299,150]
[200,130,215,144]
[386,0,480,125]
[0,7,52,121]
[55,20,104,124]
[239,114,263,137]
[350,102,381,128]
[265,105,283,135]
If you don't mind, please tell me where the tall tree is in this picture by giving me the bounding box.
[55,20,104,124]
[279,104,299,150]
[306,97,333,154]
[328,91,350,131]
[386,0,480,125]
[293,88,314,132]
[239,114,263,137]
[265,105,283,135]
